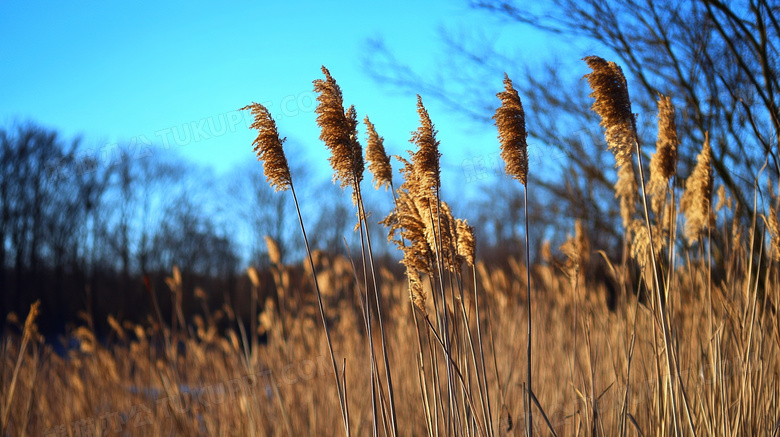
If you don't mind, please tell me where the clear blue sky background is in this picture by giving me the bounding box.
[0,1,573,187]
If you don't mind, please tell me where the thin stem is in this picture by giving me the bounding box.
[473,264,494,436]
[632,140,695,437]
[289,182,350,436]
[524,187,533,437]
[355,182,398,436]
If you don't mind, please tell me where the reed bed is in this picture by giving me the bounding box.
[3,57,780,436]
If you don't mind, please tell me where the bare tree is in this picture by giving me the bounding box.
[364,0,779,249]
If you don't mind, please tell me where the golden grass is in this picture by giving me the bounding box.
[3,245,778,436]
[3,57,780,437]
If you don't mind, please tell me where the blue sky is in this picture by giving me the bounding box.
[0,1,570,186]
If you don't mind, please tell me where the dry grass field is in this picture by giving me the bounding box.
[3,57,780,436]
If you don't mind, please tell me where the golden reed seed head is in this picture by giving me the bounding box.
[767,209,780,262]
[381,158,434,275]
[407,268,427,313]
[421,200,461,273]
[559,234,581,278]
[247,267,261,288]
[241,103,292,192]
[615,162,638,229]
[396,197,433,274]
[364,115,393,190]
[410,95,441,197]
[654,94,678,180]
[314,66,362,189]
[629,219,651,264]
[345,105,365,185]
[23,300,41,334]
[560,219,589,277]
[583,56,637,169]
[681,132,715,242]
[264,235,281,265]
[715,184,730,213]
[456,218,476,267]
[493,73,529,186]
[630,218,669,265]
[648,94,679,217]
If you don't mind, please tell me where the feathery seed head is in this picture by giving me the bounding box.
[583,56,637,169]
[364,116,393,190]
[654,94,678,180]
[421,201,461,273]
[410,95,441,197]
[715,184,731,213]
[264,235,281,265]
[494,73,529,185]
[314,66,361,189]
[767,210,780,262]
[241,102,291,192]
[559,235,581,279]
[648,94,679,216]
[681,132,715,242]
[345,105,364,186]
[456,219,476,267]
[407,269,427,313]
[382,159,434,275]
[247,267,260,288]
[615,162,638,229]
[629,219,651,264]
[560,219,589,278]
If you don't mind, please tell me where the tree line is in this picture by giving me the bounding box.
[0,122,383,338]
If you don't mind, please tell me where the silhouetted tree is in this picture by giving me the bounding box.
[364,0,779,251]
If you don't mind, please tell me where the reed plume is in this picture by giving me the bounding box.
[493,72,534,437]
[407,268,427,313]
[456,218,476,267]
[583,56,641,231]
[345,105,364,185]
[247,267,260,288]
[652,95,678,180]
[615,162,639,229]
[245,83,350,433]
[583,56,637,169]
[494,73,529,186]
[422,200,461,272]
[681,133,714,242]
[241,102,291,192]
[410,95,441,198]
[575,219,590,268]
[648,95,679,216]
[383,156,434,275]
[365,115,393,190]
[715,184,732,213]
[383,101,457,306]
[382,95,447,301]
[629,218,665,265]
[264,235,282,265]
[763,182,780,261]
[383,99,454,304]
[560,220,588,279]
[585,57,695,434]
[767,210,780,262]
[314,66,363,189]
[380,158,433,311]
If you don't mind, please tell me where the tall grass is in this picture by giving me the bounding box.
[3,57,780,436]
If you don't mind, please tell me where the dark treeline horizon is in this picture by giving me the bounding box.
[1,120,552,342]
